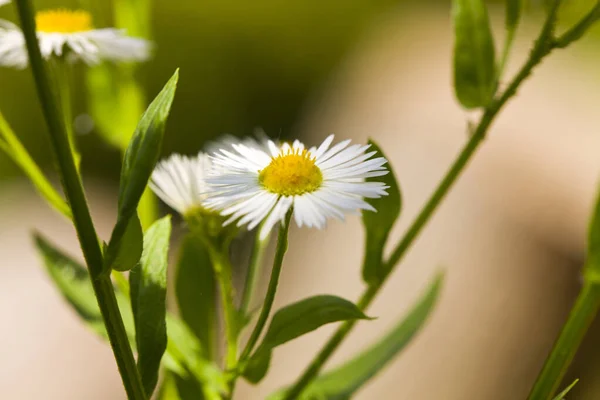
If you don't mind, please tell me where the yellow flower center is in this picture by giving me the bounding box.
[259,149,323,196]
[35,10,93,33]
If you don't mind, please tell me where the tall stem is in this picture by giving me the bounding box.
[239,211,293,364]
[284,3,563,398]
[14,1,146,398]
[527,283,600,400]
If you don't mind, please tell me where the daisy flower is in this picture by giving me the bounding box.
[0,0,9,7]
[0,7,150,68]
[150,153,212,216]
[206,135,390,239]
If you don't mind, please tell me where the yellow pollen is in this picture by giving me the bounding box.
[35,10,93,33]
[259,149,323,196]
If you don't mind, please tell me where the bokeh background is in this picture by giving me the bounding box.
[3,0,600,398]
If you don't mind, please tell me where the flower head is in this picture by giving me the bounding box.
[0,0,10,7]
[206,135,390,239]
[150,153,212,216]
[0,8,150,68]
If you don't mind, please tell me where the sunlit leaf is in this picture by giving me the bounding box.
[104,70,179,272]
[552,379,579,400]
[244,295,370,384]
[452,0,496,108]
[130,216,171,396]
[362,139,401,285]
[268,272,444,399]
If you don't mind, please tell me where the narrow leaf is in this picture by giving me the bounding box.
[452,0,496,109]
[552,379,579,400]
[244,295,370,384]
[176,233,217,360]
[586,185,600,279]
[361,140,401,285]
[33,233,135,341]
[506,0,521,32]
[166,315,228,397]
[104,70,179,272]
[130,216,171,396]
[110,213,144,272]
[34,232,221,395]
[268,272,444,400]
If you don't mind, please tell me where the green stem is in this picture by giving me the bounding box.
[50,59,80,166]
[207,244,239,371]
[240,227,270,319]
[0,111,71,219]
[527,283,600,400]
[239,211,293,364]
[283,3,564,398]
[14,1,146,399]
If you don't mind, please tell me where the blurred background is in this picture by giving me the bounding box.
[2,0,600,398]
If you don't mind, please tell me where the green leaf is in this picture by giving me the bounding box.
[361,140,401,285]
[244,295,370,384]
[452,0,496,109]
[166,315,227,398]
[104,70,179,272]
[176,233,217,360]
[586,186,600,280]
[130,216,172,397]
[552,379,579,400]
[109,213,144,272]
[33,233,135,341]
[506,0,521,33]
[267,273,444,400]
[34,231,222,397]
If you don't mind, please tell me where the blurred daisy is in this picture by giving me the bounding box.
[0,8,150,68]
[0,0,9,7]
[150,153,212,216]
[206,135,390,239]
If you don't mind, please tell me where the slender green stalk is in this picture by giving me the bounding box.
[0,111,71,219]
[239,211,293,364]
[527,284,600,400]
[14,1,146,398]
[283,3,565,398]
[50,59,80,166]
[240,227,270,319]
[207,243,239,371]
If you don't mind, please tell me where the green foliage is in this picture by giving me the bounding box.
[452,0,497,109]
[506,0,521,33]
[166,315,227,398]
[110,213,144,272]
[552,379,579,400]
[176,233,217,360]
[33,233,135,342]
[104,70,179,272]
[130,216,171,396]
[585,186,600,280]
[268,273,444,399]
[361,140,401,285]
[244,295,370,384]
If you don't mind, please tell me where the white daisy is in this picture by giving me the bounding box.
[0,0,10,7]
[150,153,212,216]
[0,9,150,69]
[206,135,390,239]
